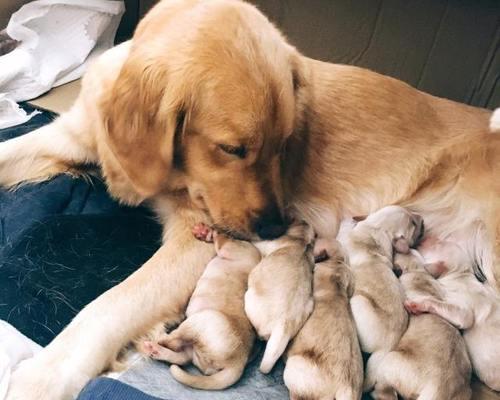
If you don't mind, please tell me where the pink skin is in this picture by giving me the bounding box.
[418,235,441,251]
[404,300,427,316]
[424,261,448,278]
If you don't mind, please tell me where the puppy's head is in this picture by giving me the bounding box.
[393,249,426,275]
[100,0,306,240]
[361,205,424,253]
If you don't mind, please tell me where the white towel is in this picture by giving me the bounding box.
[0,0,124,129]
[0,321,42,399]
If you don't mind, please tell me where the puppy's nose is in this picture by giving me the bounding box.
[253,206,288,239]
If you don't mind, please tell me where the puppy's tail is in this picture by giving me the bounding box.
[170,364,243,390]
[490,108,500,133]
[260,324,290,374]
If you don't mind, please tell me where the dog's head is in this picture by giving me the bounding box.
[100,0,306,240]
[360,205,425,253]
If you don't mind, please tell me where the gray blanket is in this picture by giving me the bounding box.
[117,346,288,400]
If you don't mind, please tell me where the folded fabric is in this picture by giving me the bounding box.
[0,320,42,400]
[0,94,40,129]
[0,0,124,128]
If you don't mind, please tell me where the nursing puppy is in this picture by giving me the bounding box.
[343,205,423,354]
[245,221,315,374]
[365,250,472,400]
[284,240,363,400]
[139,224,260,390]
[408,238,500,391]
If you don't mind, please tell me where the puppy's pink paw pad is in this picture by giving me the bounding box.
[404,301,425,315]
[192,223,214,242]
[140,341,162,358]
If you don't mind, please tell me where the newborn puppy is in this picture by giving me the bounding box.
[408,238,500,391]
[139,224,260,390]
[364,250,472,399]
[245,221,315,374]
[284,240,363,400]
[343,205,424,354]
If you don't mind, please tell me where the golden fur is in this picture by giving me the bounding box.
[245,221,315,374]
[284,241,363,400]
[366,250,472,399]
[138,229,259,390]
[0,1,497,399]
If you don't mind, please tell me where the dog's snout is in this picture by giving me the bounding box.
[253,206,288,239]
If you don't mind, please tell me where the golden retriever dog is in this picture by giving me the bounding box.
[283,240,363,400]
[0,0,497,399]
[364,250,472,400]
[138,224,259,390]
[245,221,315,374]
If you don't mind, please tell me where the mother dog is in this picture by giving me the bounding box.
[2,0,498,399]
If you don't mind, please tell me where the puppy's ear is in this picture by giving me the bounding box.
[101,53,186,198]
[393,236,410,254]
[332,267,355,298]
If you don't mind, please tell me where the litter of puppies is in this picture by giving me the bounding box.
[139,206,500,399]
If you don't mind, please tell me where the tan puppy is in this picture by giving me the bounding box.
[364,250,472,400]
[245,221,315,374]
[139,224,260,390]
[343,205,423,354]
[283,240,363,400]
[407,238,500,391]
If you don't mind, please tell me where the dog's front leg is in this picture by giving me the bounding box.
[5,210,215,400]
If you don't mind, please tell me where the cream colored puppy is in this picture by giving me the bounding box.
[139,224,260,390]
[343,205,424,354]
[284,240,363,400]
[407,238,500,391]
[245,221,315,374]
[364,249,472,399]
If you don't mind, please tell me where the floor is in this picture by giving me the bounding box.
[28,82,499,400]
[30,79,81,113]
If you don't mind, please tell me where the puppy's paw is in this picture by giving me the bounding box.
[192,223,214,242]
[404,300,427,315]
[137,340,164,359]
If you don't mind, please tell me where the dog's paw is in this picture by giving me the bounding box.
[192,223,214,242]
[137,340,163,359]
[6,357,84,400]
[404,300,427,315]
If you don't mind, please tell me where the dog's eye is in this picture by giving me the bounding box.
[218,144,247,159]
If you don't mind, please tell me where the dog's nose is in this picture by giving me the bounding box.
[253,207,288,239]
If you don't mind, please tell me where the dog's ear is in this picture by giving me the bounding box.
[101,53,186,198]
[332,267,355,298]
[393,236,410,254]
